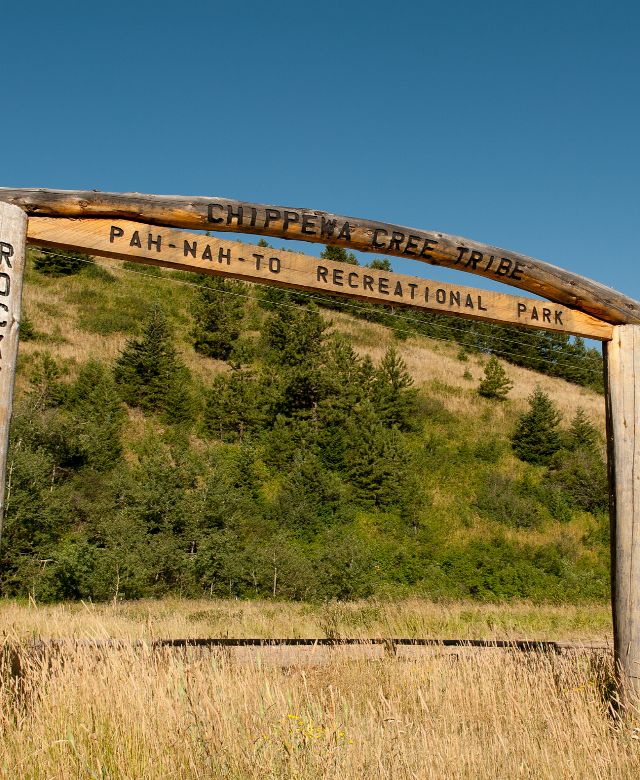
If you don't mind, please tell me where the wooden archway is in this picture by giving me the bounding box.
[0,188,638,704]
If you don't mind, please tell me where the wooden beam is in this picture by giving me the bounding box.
[0,203,27,557]
[27,217,613,341]
[1,187,638,326]
[605,325,640,705]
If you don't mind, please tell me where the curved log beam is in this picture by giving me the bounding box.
[0,187,637,325]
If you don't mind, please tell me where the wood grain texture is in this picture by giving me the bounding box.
[1,187,636,325]
[27,217,613,340]
[0,203,27,549]
[605,325,640,704]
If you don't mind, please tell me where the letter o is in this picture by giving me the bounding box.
[0,273,10,296]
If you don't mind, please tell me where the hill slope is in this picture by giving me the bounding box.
[2,250,609,603]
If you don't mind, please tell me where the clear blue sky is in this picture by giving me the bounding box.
[3,0,638,299]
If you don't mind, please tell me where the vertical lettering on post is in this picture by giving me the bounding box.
[0,203,27,554]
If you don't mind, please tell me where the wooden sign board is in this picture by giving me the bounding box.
[2,188,638,325]
[27,217,613,341]
[3,185,638,704]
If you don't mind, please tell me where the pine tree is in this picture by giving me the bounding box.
[345,401,412,508]
[114,305,194,420]
[34,249,90,276]
[191,276,246,361]
[320,245,359,265]
[511,386,562,464]
[478,356,513,400]
[371,346,418,430]
[70,360,125,470]
[263,305,326,367]
[368,257,392,271]
[204,370,269,442]
[566,407,599,451]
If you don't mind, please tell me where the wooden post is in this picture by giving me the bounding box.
[0,203,27,557]
[605,325,640,705]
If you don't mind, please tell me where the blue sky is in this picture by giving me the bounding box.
[2,0,638,299]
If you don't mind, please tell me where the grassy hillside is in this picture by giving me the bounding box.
[3,249,610,603]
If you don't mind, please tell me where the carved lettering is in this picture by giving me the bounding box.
[283,211,299,231]
[226,205,244,226]
[301,214,317,235]
[337,222,352,241]
[0,242,14,270]
[264,209,281,229]
[208,204,224,224]
[109,226,124,243]
[372,228,388,249]
[320,217,337,238]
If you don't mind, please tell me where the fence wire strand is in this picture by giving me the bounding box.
[33,247,603,382]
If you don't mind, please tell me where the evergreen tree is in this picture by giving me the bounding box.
[114,305,194,421]
[204,369,270,441]
[371,346,419,430]
[566,407,599,451]
[478,356,513,400]
[511,386,562,464]
[20,313,37,340]
[34,249,91,276]
[68,360,125,471]
[368,257,392,271]
[191,276,246,360]
[345,402,412,508]
[320,245,359,265]
[263,305,326,367]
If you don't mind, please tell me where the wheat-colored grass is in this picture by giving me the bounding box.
[329,312,604,427]
[1,631,637,778]
[0,597,612,643]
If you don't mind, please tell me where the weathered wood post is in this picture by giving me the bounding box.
[605,325,640,706]
[0,203,27,561]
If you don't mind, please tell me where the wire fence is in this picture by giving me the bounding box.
[33,247,604,383]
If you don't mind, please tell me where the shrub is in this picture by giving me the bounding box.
[475,474,544,529]
[34,249,91,276]
[548,448,608,514]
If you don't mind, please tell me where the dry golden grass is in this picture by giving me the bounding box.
[0,597,612,643]
[1,635,638,778]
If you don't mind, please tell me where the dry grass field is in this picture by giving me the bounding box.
[2,598,639,779]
